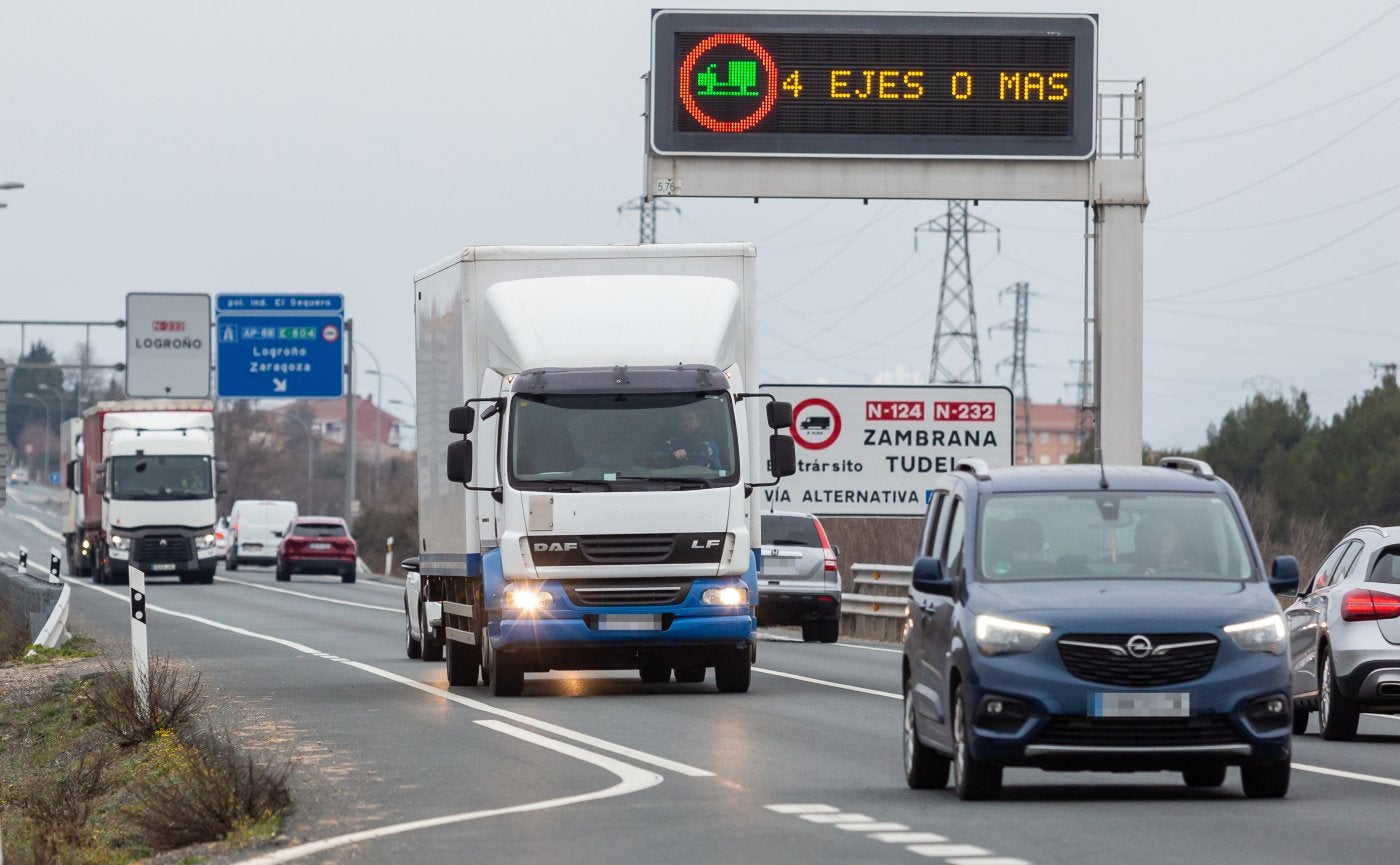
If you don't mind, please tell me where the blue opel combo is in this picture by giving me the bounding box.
[902,458,1300,800]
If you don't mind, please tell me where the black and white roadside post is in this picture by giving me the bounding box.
[48,547,61,584]
[17,545,26,573]
[129,566,149,722]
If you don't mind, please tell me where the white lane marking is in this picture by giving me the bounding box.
[871,832,949,844]
[756,628,902,653]
[800,813,871,824]
[213,576,399,613]
[1294,763,1400,787]
[231,719,662,864]
[908,844,990,858]
[65,577,713,778]
[7,514,62,540]
[949,859,1030,865]
[754,667,900,700]
[765,803,838,814]
[1365,713,1400,722]
[837,822,908,832]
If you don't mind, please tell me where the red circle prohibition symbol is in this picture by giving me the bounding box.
[792,397,841,451]
[679,33,779,133]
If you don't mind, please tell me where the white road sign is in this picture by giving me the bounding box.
[125,292,212,398]
[761,384,1015,516]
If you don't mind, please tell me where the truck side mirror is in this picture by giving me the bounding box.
[769,433,796,478]
[446,440,473,484]
[767,401,793,430]
[66,460,81,493]
[95,475,105,496]
[448,405,475,435]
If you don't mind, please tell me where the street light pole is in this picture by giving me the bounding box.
[358,343,384,496]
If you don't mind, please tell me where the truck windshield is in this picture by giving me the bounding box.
[509,392,739,490]
[109,455,213,500]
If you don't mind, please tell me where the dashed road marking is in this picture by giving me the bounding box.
[767,803,1031,863]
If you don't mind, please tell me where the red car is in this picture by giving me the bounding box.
[275,517,358,583]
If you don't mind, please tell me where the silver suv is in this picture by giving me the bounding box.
[1286,524,1400,739]
[757,511,841,643]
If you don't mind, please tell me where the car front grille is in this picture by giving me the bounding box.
[1058,633,1219,686]
[1035,715,1243,748]
[135,534,192,564]
[563,580,692,607]
[578,534,675,565]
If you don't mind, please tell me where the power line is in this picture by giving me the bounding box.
[1148,180,1400,234]
[616,197,679,244]
[919,201,999,384]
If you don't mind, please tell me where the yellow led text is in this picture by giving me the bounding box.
[998,72,1070,102]
[829,69,925,100]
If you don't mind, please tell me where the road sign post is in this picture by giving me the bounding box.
[215,295,345,399]
[130,565,149,723]
[125,293,213,398]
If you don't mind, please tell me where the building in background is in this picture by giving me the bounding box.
[285,396,405,453]
[1016,401,1088,466]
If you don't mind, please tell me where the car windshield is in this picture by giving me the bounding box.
[762,514,821,547]
[978,491,1255,582]
[109,455,212,500]
[295,523,347,538]
[508,392,738,490]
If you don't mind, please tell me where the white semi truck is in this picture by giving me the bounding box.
[67,401,226,584]
[407,242,795,696]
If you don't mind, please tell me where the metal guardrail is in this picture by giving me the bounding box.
[839,563,911,642]
[0,546,70,652]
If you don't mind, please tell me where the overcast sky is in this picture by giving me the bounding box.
[3,0,1397,451]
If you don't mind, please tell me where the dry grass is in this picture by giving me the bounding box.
[0,594,33,662]
[124,726,293,851]
[1236,485,1335,581]
[819,516,922,591]
[11,744,117,863]
[83,655,205,746]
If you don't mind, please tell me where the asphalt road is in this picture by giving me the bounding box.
[5,484,1400,865]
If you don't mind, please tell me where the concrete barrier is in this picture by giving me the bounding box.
[0,553,70,651]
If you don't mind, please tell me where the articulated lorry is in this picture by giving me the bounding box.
[66,400,225,584]
[409,242,795,696]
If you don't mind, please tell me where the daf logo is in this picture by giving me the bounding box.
[1126,634,1154,659]
[691,539,721,550]
[533,542,578,553]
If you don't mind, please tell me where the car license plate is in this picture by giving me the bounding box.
[309,542,332,550]
[150,563,177,572]
[1091,692,1190,718]
[597,614,663,631]
[762,555,800,575]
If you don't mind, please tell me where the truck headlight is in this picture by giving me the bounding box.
[1224,614,1286,655]
[195,532,217,551]
[108,533,130,551]
[701,586,747,606]
[975,614,1051,656]
[505,587,554,611]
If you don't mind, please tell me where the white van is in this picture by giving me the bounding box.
[226,499,299,569]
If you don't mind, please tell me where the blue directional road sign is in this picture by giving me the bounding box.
[215,294,345,398]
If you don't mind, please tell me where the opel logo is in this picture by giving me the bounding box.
[1126,634,1154,659]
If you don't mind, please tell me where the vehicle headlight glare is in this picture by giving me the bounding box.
[701,586,747,606]
[196,532,216,550]
[505,588,554,611]
[974,614,1051,656]
[1224,614,1286,654]
[108,534,129,551]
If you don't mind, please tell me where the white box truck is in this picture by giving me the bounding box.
[407,243,795,695]
[68,400,226,584]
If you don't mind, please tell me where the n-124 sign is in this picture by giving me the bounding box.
[760,384,1014,516]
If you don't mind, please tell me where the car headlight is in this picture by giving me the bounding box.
[504,586,554,611]
[195,532,217,550]
[108,533,130,551]
[701,586,748,606]
[1224,614,1286,655]
[975,614,1051,656]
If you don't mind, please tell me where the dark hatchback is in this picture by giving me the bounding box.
[275,517,358,583]
[902,458,1300,800]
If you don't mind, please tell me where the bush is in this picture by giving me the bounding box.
[11,744,117,863]
[83,655,204,746]
[124,726,293,851]
[0,594,32,662]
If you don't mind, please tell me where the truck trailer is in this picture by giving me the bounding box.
[67,400,226,584]
[408,242,796,696]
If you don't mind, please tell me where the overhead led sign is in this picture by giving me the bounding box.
[650,11,1097,159]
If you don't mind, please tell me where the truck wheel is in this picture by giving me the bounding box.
[638,664,671,684]
[445,637,480,687]
[487,644,524,697]
[420,601,443,662]
[404,604,422,660]
[199,562,216,584]
[714,647,751,693]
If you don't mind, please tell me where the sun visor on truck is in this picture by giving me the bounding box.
[513,364,729,395]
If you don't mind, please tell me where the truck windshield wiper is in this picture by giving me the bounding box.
[614,475,713,489]
[542,479,614,491]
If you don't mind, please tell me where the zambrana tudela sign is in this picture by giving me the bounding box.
[760,384,1014,516]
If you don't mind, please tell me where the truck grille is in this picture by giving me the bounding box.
[136,534,192,564]
[1058,633,1218,687]
[1035,715,1242,748]
[578,534,675,565]
[564,580,691,607]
